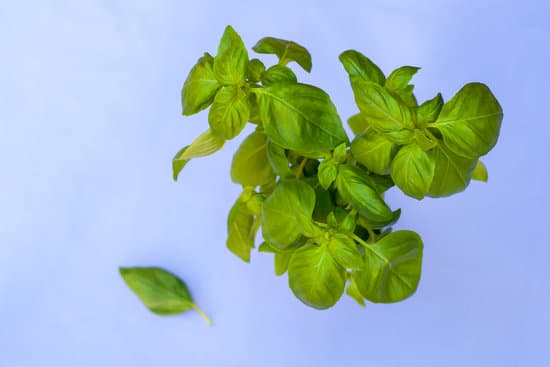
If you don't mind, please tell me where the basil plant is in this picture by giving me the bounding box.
[174,25,503,309]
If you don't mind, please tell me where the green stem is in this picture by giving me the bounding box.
[191,303,212,327]
[295,158,308,178]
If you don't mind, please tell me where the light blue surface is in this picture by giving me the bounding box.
[1,0,549,365]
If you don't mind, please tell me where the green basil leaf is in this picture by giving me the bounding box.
[357,208,401,230]
[119,267,211,325]
[338,211,357,233]
[390,143,435,199]
[346,275,365,306]
[227,198,259,262]
[318,160,338,190]
[362,173,395,194]
[351,130,397,175]
[288,242,346,309]
[347,113,371,135]
[275,252,292,276]
[261,179,320,249]
[213,25,248,85]
[172,129,225,181]
[312,183,335,222]
[472,160,488,182]
[414,129,437,150]
[383,129,414,145]
[328,234,364,270]
[416,93,443,125]
[432,83,503,158]
[385,66,420,91]
[333,143,347,164]
[253,83,349,157]
[262,65,297,86]
[339,50,385,85]
[252,37,312,72]
[355,230,423,303]
[266,139,293,178]
[351,80,414,131]
[208,86,250,139]
[427,143,477,197]
[335,165,393,222]
[181,52,221,116]
[246,58,266,83]
[231,131,275,186]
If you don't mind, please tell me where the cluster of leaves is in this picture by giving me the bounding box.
[169,25,502,310]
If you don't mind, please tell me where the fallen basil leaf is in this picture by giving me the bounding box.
[119,267,211,325]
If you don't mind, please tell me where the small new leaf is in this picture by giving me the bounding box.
[472,160,489,182]
[213,25,248,85]
[119,267,211,325]
[416,93,444,125]
[261,65,297,86]
[339,50,385,85]
[253,37,312,72]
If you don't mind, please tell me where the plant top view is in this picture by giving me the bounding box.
[121,25,502,319]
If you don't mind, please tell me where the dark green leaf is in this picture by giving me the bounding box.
[354,230,423,303]
[172,129,225,181]
[252,37,312,72]
[351,80,414,131]
[416,93,443,125]
[391,143,435,199]
[208,86,250,139]
[339,50,385,85]
[261,179,321,249]
[231,131,275,186]
[181,52,221,116]
[246,58,266,83]
[312,183,335,222]
[328,234,364,270]
[213,25,248,84]
[472,160,488,182]
[262,65,297,86]
[288,242,346,309]
[119,267,211,325]
[266,139,293,178]
[432,83,503,158]
[253,83,349,157]
[351,130,397,175]
[335,165,393,222]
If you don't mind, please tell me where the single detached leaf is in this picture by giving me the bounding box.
[339,50,385,85]
[347,113,370,135]
[385,66,420,92]
[172,129,225,181]
[288,242,346,309]
[213,25,248,85]
[119,267,211,325]
[328,234,364,270]
[416,93,443,126]
[432,83,503,159]
[472,160,488,182]
[351,130,397,175]
[261,65,297,86]
[227,198,258,262]
[335,165,393,222]
[351,80,414,131]
[231,131,275,186]
[391,143,435,199]
[318,160,338,190]
[252,37,312,72]
[261,179,320,249]
[346,275,365,306]
[181,52,221,116]
[266,139,293,178]
[253,83,349,157]
[246,58,266,83]
[354,230,423,303]
[208,86,250,139]
[427,143,477,197]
